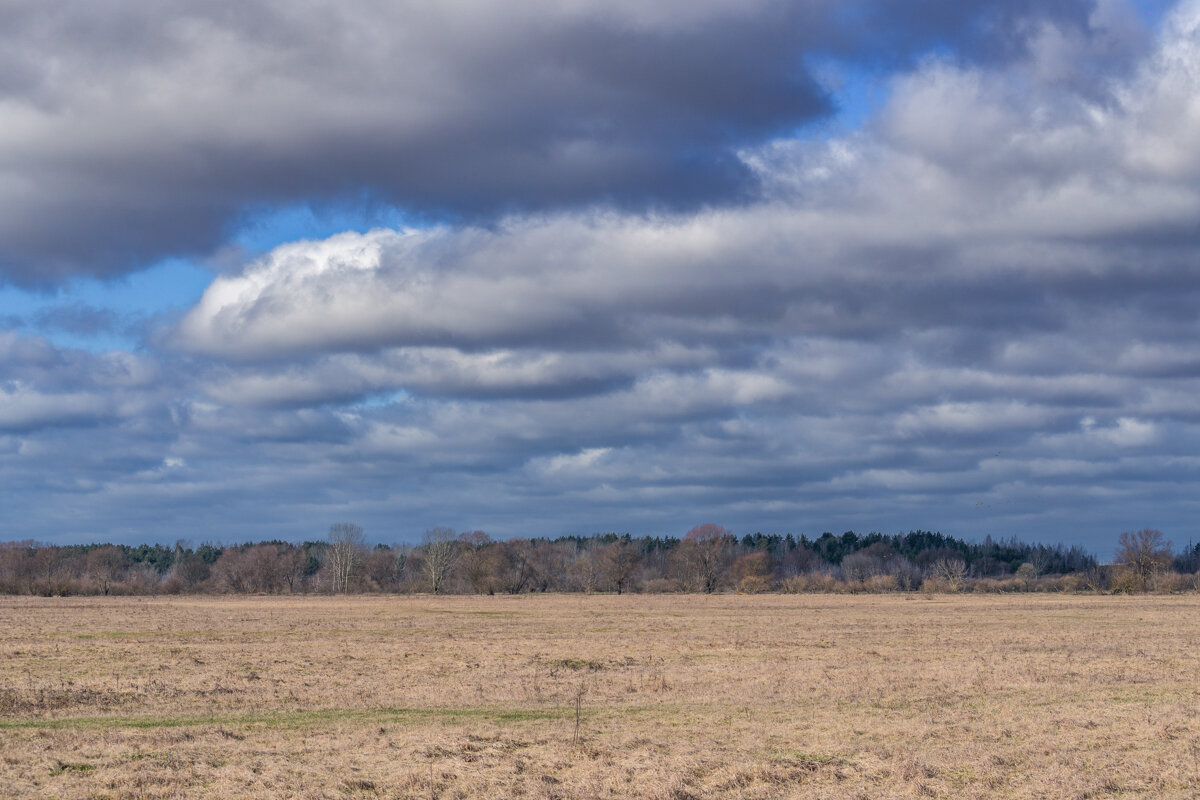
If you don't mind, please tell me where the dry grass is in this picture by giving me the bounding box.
[1,593,1198,798]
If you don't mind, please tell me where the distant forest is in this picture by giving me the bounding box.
[2,526,1198,597]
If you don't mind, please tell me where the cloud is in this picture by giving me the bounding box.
[32,304,121,336]
[129,3,1200,544]
[7,2,1200,548]
[0,0,1108,284]
[0,382,117,432]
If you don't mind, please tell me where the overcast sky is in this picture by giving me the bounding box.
[2,0,1198,553]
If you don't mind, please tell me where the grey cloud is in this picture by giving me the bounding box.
[0,0,1116,284]
[0,332,163,438]
[32,304,121,336]
[6,2,1200,549]
[0,383,117,433]
[163,1,1200,367]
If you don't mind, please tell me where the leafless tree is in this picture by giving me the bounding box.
[173,552,212,590]
[567,547,606,593]
[1116,528,1172,590]
[841,552,884,582]
[421,528,460,594]
[528,541,569,592]
[780,545,824,577]
[1028,548,1051,578]
[363,546,407,592]
[33,546,71,596]
[929,557,968,591]
[458,531,498,593]
[677,524,733,593]
[496,539,536,594]
[599,539,639,594]
[87,546,129,595]
[327,522,365,593]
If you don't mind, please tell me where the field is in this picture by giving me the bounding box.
[1,594,1199,799]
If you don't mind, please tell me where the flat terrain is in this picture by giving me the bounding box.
[1,594,1198,799]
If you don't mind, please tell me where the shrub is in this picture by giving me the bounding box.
[921,576,959,594]
[928,558,968,592]
[737,575,772,594]
[780,572,839,593]
[1054,573,1082,593]
[1109,568,1143,594]
[1150,571,1190,594]
[862,574,899,593]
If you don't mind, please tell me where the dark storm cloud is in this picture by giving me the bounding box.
[0,0,1110,284]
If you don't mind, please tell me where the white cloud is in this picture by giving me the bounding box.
[11,2,1200,545]
[0,382,116,431]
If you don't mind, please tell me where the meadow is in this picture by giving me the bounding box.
[1,594,1198,799]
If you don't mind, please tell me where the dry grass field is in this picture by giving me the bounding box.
[1,594,1198,799]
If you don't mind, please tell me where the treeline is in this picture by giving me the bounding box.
[3,525,1197,597]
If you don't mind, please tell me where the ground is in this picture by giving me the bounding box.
[1,593,1198,799]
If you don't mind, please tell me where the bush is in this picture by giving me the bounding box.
[1015,563,1038,580]
[862,574,899,593]
[921,576,960,594]
[737,575,772,594]
[1150,571,1191,594]
[780,573,839,593]
[1053,573,1082,593]
[1109,568,1143,594]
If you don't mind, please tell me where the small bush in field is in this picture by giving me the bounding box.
[737,575,772,594]
[863,574,898,593]
[1109,568,1143,594]
[1054,573,1082,592]
[921,577,959,594]
[780,573,839,593]
[1150,571,1190,594]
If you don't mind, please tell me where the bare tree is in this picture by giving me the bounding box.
[364,546,407,592]
[568,546,606,593]
[33,546,70,596]
[421,527,460,594]
[528,541,569,592]
[599,539,639,594]
[1028,548,1051,578]
[496,539,536,594]
[327,523,365,593]
[929,557,968,592]
[458,531,498,594]
[677,524,734,593]
[732,551,773,592]
[840,551,883,583]
[173,552,212,590]
[1116,528,1172,590]
[87,545,129,596]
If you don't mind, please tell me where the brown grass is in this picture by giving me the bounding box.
[1,594,1199,798]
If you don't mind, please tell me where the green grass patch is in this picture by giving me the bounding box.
[775,751,849,769]
[0,705,573,732]
[50,761,95,775]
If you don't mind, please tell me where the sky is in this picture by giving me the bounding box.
[2,0,1199,553]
